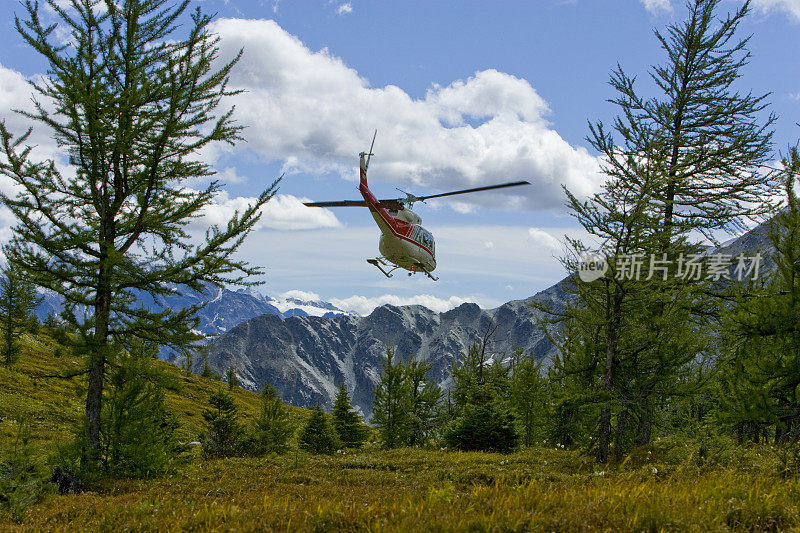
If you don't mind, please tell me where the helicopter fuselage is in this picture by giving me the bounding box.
[376,216,436,273]
[358,154,437,273]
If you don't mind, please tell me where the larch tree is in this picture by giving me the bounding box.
[403,359,441,447]
[0,261,41,365]
[508,348,548,447]
[719,148,800,444]
[603,0,775,239]
[553,0,775,462]
[247,383,293,455]
[298,404,340,455]
[0,0,277,464]
[372,346,411,449]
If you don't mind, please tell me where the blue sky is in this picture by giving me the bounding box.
[0,0,799,314]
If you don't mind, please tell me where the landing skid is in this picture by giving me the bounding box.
[418,264,439,281]
[367,257,439,281]
[367,257,400,278]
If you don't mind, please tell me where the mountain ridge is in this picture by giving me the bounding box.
[198,281,570,418]
[197,216,777,419]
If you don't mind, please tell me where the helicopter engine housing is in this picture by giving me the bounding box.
[389,208,421,225]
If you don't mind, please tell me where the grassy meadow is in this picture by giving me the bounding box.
[2,333,800,531]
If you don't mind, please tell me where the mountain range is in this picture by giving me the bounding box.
[194,282,569,419]
[33,216,776,419]
[195,217,777,419]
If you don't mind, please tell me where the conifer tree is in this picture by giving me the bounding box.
[201,355,219,380]
[404,359,442,447]
[444,343,518,452]
[183,352,194,377]
[298,404,340,454]
[245,383,293,455]
[602,0,775,238]
[201,390,242,458]
[720,148,800,443]
[102,341,184,477]
[509,348,548,447]
[0,0,276,465]
[0,262,41,365]
[550,0,773,462]
[332,384,368,449]
[226,365,239,390]
[372,346,411,448]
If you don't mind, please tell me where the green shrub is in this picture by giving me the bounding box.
[241,383,294,455]
[332,384,368,449]
[443,401,518,453]
[99,345,187,478]
[0,418,48,522]
[201,389,243,458]
[299,404,340,454]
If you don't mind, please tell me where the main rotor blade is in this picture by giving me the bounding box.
[303,199,405,210]
[413,180,531,201]
[304,181,530,209]
[303,200,369,208]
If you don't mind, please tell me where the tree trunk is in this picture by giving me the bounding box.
[597,291,622,463]
[597,407,611,463]
[613,409,628,461]
[85,254,113,464]
[636,402,653,446]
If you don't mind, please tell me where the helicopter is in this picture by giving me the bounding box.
[303,135,530,280]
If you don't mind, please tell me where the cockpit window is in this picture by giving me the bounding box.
[415,227,435,255]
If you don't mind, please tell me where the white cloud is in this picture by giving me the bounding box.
[640,0,800,21]
[199,191,342,231]
[279,289,322,301]
[528,227,561,252]
[217,167,248,185]
[329,293,489,315]
[751,0,800,21]
[336,3,353,15]
[0,64,59,165]
[0,207,15,244]
[430,199,478,214]
[638,0,672,14]
[209,19,603,211]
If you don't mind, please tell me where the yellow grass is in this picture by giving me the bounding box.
[2,334,799,531]
[2,448,799,531]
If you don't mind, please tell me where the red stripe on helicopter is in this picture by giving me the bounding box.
[359,172,435,260]
[368,205,436,260]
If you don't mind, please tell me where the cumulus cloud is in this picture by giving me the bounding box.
[0,207,16,244]
[199,191,342,231]
[0,64,58,163]
[528,227,561,252]
[209,19,603,211]
[329,293,489,315]
[336,3,353,15]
